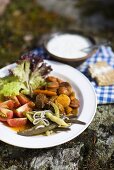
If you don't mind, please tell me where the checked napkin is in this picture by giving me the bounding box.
[33,46,114,104]
[78,46,114,104]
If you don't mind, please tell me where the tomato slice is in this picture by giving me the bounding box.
[0,100,14,109]
[15,103,32,118]
[0,108,13,121]
[7,118,27,127]
[17,94,30,105]
[8,96,21,108]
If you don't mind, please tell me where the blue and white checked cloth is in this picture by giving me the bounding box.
[33,46,114,104]
[78,46,114,104]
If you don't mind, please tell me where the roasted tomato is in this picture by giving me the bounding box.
[17,94,30,105]
[8,96,21,108]
[7,118,27,127]
[0,108,13,121]
[15,103,32,118]
[0,100,14,110]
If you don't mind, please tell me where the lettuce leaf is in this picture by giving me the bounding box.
[0,75,19,88]
[0,53,52,97]
[0,81,25,97]
[11,55,52,95]
[0,75,26,97]
[29,69,46,90]
[12,61,30,87]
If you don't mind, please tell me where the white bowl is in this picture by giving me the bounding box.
[44,31,96,65]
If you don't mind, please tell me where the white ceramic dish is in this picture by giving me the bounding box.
[0,60,97,148]
[44,31,95,63]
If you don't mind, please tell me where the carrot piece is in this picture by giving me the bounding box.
[28,101,35,108]
[33,90,57,96]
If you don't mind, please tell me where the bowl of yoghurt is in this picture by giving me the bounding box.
[44,31,96,65]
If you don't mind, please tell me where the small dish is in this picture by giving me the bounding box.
[44,30,96,65]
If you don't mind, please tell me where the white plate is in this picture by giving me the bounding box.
[0,60,97,148]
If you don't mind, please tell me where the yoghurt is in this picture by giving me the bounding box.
[47,34,92,59]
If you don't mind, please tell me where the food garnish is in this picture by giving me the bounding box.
[0,52,83,136]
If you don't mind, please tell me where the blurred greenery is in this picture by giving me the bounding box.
[0,0,114,68]
[0,0,71,67]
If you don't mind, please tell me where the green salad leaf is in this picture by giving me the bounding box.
[12,61,32,95]
[12,60,46,95]
[29,69,46,90]
[0,75,19,88]
[0,81,25,96]
[0,53,52,97]
[0,75,25,98]
[12,61,30,89]
[11,54,52,95]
